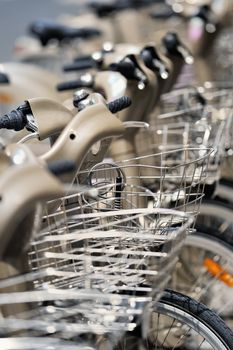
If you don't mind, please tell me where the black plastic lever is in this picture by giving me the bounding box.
[162,32,193,64]
[109,56,147,84]
[163,32,183,55]
[141,47,169,79]
[194,5,212,23]
[109,60,136,79]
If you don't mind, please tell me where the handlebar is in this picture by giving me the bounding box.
[47,160,76,176]
[0,102,32,131]
[88,0,162,17]
[150,8,181,20]
[0,72,10,84]
[63,59,97,72]
[88,0,131,17]
[57,78,93,92]
[73,54,94,62]
[29,19,102,46]
[0,94,131,140]
[151,4,217,26]
[107,96,131,114]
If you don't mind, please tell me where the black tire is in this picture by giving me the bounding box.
[149,289,233,349]
[197,199,233,245]
[173,228,233,318]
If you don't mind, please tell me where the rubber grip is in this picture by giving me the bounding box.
[76,27,102,38]
[73,54,94,62]
[150,9,176,19]
[108,96,132,114]
[47,160,76,176]
[57,79,93,91]
[0,72,10,84]
[63,59,96,72]
[0,110,26,131]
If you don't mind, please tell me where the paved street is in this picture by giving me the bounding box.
[0,0,84,61]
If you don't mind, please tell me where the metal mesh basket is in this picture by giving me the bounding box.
[79,147,211,222]
[210,21,233,82]
[157,84,233,155]
[198,82,233,151]
[2,184,192,336]
[156,85,233,116]
[147,86,230,183]
[136,120,219,184]
[0,337,93,350]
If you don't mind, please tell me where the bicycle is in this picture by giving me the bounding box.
[1,47,232,321]
[0,140,232,349]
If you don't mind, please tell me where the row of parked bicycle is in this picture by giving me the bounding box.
[0,0,233,349]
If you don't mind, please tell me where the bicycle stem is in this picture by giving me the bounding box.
[40,93,125,183]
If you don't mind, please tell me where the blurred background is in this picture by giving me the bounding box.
[0,0,84,60]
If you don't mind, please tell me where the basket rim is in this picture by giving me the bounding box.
[114,147,214,168]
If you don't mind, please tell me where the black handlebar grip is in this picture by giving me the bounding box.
[57,79,93,91]
[0,102,32,131]
[0,72,10,84]
[88,1,126,17]
[150,9,178,19]
[77,27,102,38]
[73,54,94,62]
[0,109,27,131]
[47,160,76,176]
[107,96,132,114]
[89,0,158,16]
[63,59,96,72]
[29,19,102,46]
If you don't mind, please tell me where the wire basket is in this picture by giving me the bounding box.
[210,21,233,82]
[0,337,93,350]
[146,86,231,183]
[136,118,221,184]
[197,82,233,150]
[2,184,192,336]
[156,84,233,157]
[156,85,233,116]
[79,147,212,223]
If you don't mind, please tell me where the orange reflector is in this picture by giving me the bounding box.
[0,93,13,104]
[204,258,233,287]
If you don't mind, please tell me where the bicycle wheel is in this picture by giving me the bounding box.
[171,230,233,319]
[143,289,233,349]
[197,199,233,245]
